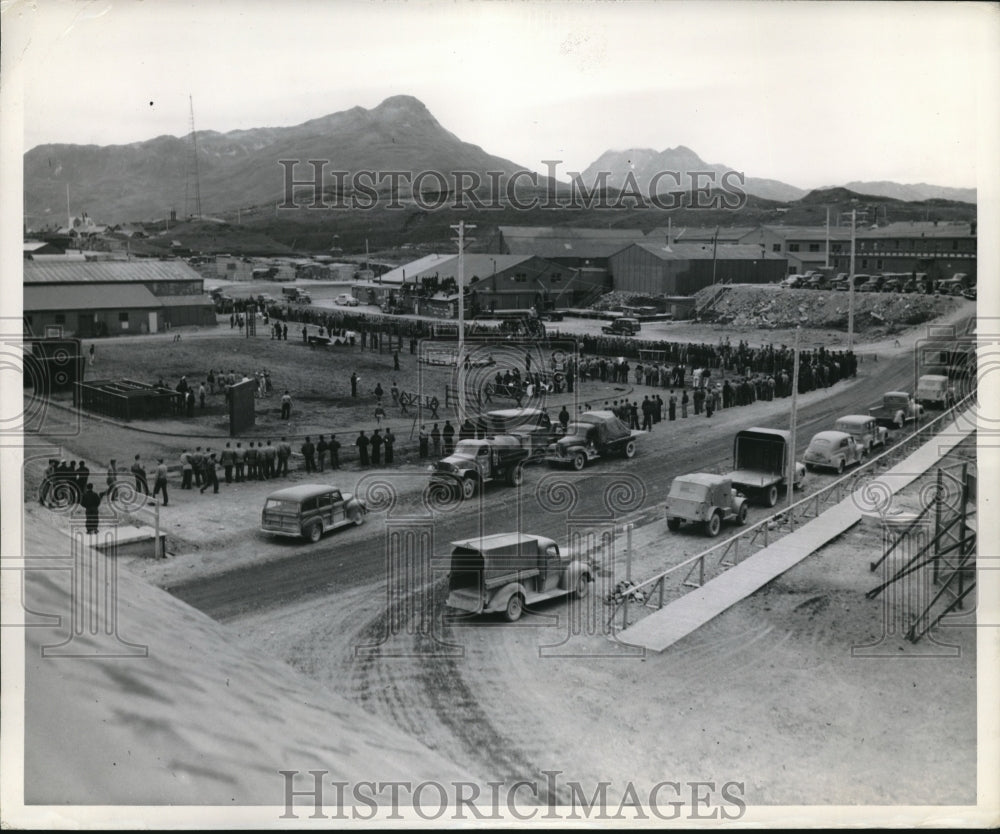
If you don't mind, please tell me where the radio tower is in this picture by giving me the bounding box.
[186,95,203,220]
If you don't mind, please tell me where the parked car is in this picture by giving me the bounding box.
[445,533,593,622]
[803,431,866,474]
[664,474,748,537]
[260,484,367,542]
[601,317,641,336]
[870,391,924,429]
[880,277,900,293]
[833,414,889,453]
[335,293,360,307]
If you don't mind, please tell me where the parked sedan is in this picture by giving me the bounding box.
[335,293,360,307]
[803,430,866,474]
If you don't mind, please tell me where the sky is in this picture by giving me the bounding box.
[3,0,998,190]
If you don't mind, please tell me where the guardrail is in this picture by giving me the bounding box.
[607,393,975,631]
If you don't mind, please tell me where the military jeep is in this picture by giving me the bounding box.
[664,473,749,537]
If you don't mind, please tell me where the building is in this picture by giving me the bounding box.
[23,260,216,337]
[609,242,787,296]
[830,221,976,280]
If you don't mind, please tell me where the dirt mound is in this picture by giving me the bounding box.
[693,284,960,334]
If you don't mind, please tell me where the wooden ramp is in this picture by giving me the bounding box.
[618,410,976,653]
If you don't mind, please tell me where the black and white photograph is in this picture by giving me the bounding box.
[1,0,998,827]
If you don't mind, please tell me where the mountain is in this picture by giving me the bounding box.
[24,95,528,225]
[578,145,808,203]
[828,181,976,204]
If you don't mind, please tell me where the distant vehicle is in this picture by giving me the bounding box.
[281,286,312,304]
[804,430,866,474]
[260,484,367,542]
[430,437,533,499]
[833,415,889,453]
[869,391,924,429]
[335,293,360,307]
[779,275,802,288]
[487,407,557,456]
[805,275,829,290]
[664,474,748,537]
[880,277,900,293]
[539,310,564,322]
[601,317,641,336]
[900,279,919,293]
[962,287,977,300]
[726,427,806,507]
[445,533,593,622]
[545,411,642,470]
[916,374,956,409]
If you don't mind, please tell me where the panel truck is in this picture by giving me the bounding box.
[445,533,593,622]
[726,427,806,508]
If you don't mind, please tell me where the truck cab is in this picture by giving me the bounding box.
[430,437,531,498]
[446,533,592,622]
[545,411,640,470]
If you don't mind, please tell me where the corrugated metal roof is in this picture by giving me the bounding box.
[856,221,974,239]
[24,283,160,311]
[623,242,784,261]
[499,226,646,241]
[760,225,855,241]
[647,226,757,242]
[155,294,215,307]
[502,239,635,259]
[377,254,454,284]
[23,259,203,284]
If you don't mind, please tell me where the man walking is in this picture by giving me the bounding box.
[80,483,105,534]
[152,458,169,505]
[200,454,219,494]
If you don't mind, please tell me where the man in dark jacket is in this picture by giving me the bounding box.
[356,431,370,467]
[80,483,105,533]
[370,429,383,466]
[301,437,316,473]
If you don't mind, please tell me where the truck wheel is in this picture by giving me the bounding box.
[574,574,590,599]
[737,503,748,525]
[836,459,845,475]
[765,485,779,508]
[504,594,524,622]
[624,440,637,459]
[349,508,365,526]
[461,477,477,499]
[705,511,722,537]
[572,451,587,471]
[667,517,681,532]
[507,465,524,487]
[305,522,322,543]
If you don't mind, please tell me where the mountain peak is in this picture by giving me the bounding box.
[373,94,431,114]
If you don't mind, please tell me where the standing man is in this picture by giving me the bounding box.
[234,442,246,482]
[152,458,169,505]
[39,459,57,507]
[80,483,105,534]
[370,430,383,466]
[418,425,429,458]
[281,390,292,420]
[442,420,455,455]
[131,454,149,496]
[88,344,96,366]
[668,390,677,421]
[393,350,400,371]
[356,431,370,467]
[263,440,277,479]
[277,437,292,476]
[245,442,258,481]
[105,459,120,502]
[383,428,395,465]
[329,434,341,469]
[199,381,207,409]
[316,435,328,472]
[220,443,236,484]
[76,459,90,498]
[351,372,359,398]
[207,369,216,394]
[180,450,193,489]
[301,437,316,473]
[191,447,205,487]
[681,389,689,418]
[430,423,441,457]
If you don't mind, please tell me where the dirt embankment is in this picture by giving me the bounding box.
[692,284,960,336]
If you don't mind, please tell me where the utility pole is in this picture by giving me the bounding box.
[788,326,801,512]
[188,95,202,220]
[711,225,720,285]
[451,221,476,424]
[848,209,856,350]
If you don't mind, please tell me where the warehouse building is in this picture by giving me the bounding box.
[609,242,787,296]
[23,260,216,337]
[831,221,976,280]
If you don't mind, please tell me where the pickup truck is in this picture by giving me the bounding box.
[430,436,532,499]
[601,318,641,336]
[665,474,748,537]
[281,286,312,304]
[545,411,642,470]
[726,427,806,507]
[869,391,923,429]
[446,533,593,622]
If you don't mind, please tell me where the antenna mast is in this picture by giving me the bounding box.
[188,95,203,219]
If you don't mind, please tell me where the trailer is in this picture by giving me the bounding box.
[726,427,805,507]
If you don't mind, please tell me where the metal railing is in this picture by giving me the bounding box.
[608,394,976,631]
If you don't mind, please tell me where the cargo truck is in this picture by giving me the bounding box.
[726,427,806,508]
